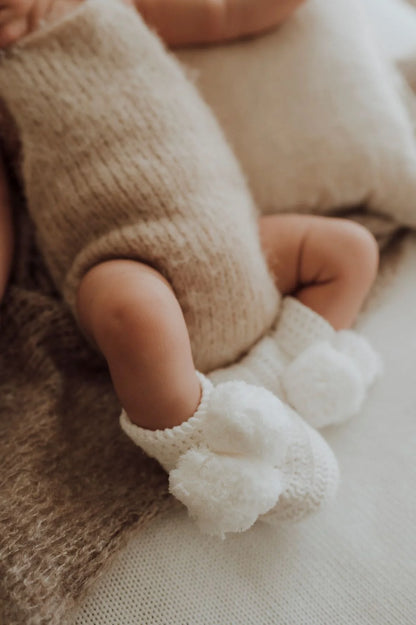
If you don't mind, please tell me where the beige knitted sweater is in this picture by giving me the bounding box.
[0,1,280,623]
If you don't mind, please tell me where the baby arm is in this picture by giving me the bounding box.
[0,0,78,47]
[135,0,307,47]
[0,154,14,305]
[0,0,306,48]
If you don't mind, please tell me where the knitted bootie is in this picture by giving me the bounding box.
[209,296,382,428]
[120,373,339,538]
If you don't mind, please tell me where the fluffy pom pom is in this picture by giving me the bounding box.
[332,331,383,387]
[282,342,366,428]
[169,447,284,538]
[202,381,291,464]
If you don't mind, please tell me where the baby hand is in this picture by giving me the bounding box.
[0,0,82,47]
[0,0,50,47]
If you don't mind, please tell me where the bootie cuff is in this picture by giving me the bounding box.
[273,296,335,359]
[120,372,211,473]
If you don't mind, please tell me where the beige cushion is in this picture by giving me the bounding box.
[176,0,416,229]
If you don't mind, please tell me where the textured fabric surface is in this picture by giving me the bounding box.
[121,372,339,534]
[73,234,416,625]
[208,296,381,429]
[0,0,278,373]
[0,221,174,625]
[1,0,416,623]
[209,296,335,392]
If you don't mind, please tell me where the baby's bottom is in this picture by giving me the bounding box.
[76,214,379,431]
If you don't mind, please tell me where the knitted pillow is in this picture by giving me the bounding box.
[176,0,416,230]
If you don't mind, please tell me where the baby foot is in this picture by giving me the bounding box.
[260,407,339,524]
[120,373,339,538]
[209,296,382,429]
[276,297,382,428]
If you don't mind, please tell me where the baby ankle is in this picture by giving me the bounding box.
[122,372,202,431]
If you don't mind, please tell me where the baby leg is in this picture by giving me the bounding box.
[210,214,382,427]
[76,259,202,431]
[76,258,339,536]
[259,213,379,330]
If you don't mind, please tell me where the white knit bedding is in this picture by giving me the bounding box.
[73,2,416,623]
[74,233,416,625]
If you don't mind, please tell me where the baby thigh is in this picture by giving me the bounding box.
[259,214,379,329]
[106,201,280,373]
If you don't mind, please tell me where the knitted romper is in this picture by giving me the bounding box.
[0,0,279,374]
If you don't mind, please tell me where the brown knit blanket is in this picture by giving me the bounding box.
[1,1,415,624]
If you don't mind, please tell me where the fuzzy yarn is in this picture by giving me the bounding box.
[170,451,284,538]
[209,297,382,428]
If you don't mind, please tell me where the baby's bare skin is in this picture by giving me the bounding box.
[0,0,306,47]
[0,0,82,47]
[0,0,379,431]
[136,0,307,47]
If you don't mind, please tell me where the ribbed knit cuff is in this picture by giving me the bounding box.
[120,373,212,473]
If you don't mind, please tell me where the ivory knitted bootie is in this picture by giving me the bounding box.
[120,373,339,538]
[209,296,382,428]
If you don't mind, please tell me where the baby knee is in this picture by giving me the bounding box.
[76,260,177,347]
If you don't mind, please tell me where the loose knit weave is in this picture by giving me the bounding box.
[0,0,279,374]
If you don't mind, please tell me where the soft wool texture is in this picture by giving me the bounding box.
[0,0,415,622]
[0,0,279,374]
[210,297,382,428]
[120,373,339,537]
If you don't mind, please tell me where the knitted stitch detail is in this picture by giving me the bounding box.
[0,0,279,373]
[121,374,339,535]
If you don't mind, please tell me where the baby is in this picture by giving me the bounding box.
[0,0,380,537]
